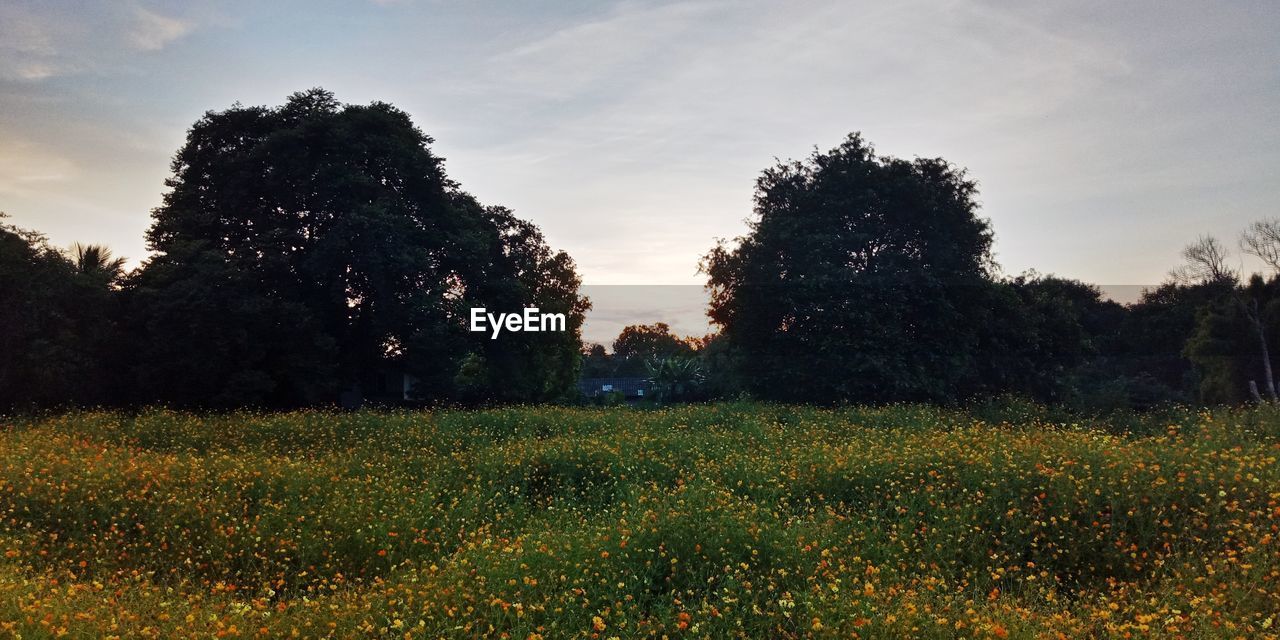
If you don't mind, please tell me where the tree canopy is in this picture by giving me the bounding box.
[702,133,1002,403]
[0,216,121,410]
[124,89,587,407]
[7,110,1280,412]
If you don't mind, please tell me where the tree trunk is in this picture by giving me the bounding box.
[1246,298,1277,400]
[1260,330,1277,400]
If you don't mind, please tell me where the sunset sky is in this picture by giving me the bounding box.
[3,0,1278,307]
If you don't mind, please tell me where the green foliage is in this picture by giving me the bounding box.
[643,355,705,403]
[1186,274,1280,404]
[1114,280,1235,402]
[5,109,1277,415]
[693,332,747,399]
[0,405,1277,637]
[694,128,1263,409]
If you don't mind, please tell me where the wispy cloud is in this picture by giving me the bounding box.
[0,4,66,80]
[0,3,196,80]
[489,1,723,100]
[0,139,77,196]
[129,6,195,52]
[441,0,1144,284]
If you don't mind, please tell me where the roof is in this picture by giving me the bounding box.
[578,377,651,398]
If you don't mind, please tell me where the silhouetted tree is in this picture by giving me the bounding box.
[0,216,122,410]
[974,275,1114,403]
[701,133,999,403]
[125,89,586,407]
[611,322,694,375]
[1240,219,1280,274]
[71,243,126,283]
[463,206,590,402]
[580,343,614,378]
[1171,235,1235,285]
[690,333,746,399]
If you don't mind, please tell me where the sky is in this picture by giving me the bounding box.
[3,0,1279,341]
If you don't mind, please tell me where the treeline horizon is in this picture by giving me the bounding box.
[4,89,1278,413]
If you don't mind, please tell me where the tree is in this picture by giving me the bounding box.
[1171,229,1280,404]
[461,206,590,402]
[701,133,997,403]
[126,89,586,407]
[580,343,614,378]
[644,355,705,403]
[1240,219,1280,274]
[611,323,694,375]
[1171,235,1235,285]
[976,275,1112,403]
[71,243,126,283]
[0,216,122,410]
[690,333,746,399]
[1186,274,1280,403]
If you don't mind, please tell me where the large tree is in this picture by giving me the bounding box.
[701,133,1000,403]
[126,89,586,407]
[609,322,695,375]
[457,206,590,402]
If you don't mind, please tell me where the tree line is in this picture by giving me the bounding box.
[584,134,1280,411]
[3,92,1276,411]
[2,89,588,411]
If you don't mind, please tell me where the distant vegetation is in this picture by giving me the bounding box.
[0,405,1277,637]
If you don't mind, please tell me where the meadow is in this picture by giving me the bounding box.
[0,403,1277,639]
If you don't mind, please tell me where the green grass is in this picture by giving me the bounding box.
[0,403,1277,638]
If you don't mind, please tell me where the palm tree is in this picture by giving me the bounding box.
[644,355,705,404]
[70,243,126,285]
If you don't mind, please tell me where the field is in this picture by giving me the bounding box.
[0,404,1277,639]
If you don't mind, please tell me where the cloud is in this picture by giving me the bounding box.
[11,62,61,81]
[441,0,1150,285]
[0,3,195,80]
[485,0,724,100]
[129,6,195,52]
[0,139,77,196]
[0,4,64,80]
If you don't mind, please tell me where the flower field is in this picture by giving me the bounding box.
[0,404,1277,639]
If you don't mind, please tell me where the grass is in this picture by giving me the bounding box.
[0,403,1277,638]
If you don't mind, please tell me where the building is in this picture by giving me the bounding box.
[577,377,650,400]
